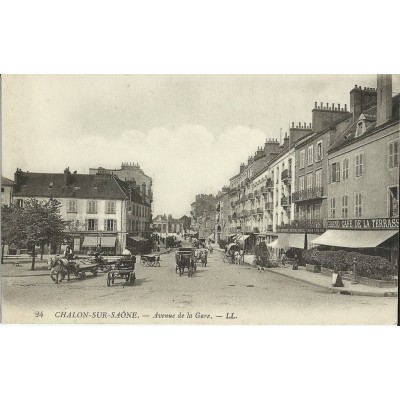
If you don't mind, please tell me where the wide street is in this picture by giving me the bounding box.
[1,243,397,324]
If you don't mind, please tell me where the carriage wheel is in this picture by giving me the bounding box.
[149,261,155,267]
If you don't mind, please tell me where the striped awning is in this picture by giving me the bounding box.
[82,236,116,248]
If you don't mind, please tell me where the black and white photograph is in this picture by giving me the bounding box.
[1,74,398,324]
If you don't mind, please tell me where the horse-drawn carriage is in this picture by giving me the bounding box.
[222,243,242,264]
[175,247,196,277]
[195,248,208,267]
[48,256,101,284]
[140,254,161,267]
[106,255,136,286]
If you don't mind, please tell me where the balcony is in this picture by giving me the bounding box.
[281,196,291,207]
[276,219,325,233]
[265,202,274,211]
[257,207,263,214]
[265,179,273,190]
[292,187,324,202]
[281,169,292,184]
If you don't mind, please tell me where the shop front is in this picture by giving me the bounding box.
[81,235,117,255]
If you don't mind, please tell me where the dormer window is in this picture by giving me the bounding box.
[49,182,53,188]
[355,114,366,137]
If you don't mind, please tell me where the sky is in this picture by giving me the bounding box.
[2,74,400,216]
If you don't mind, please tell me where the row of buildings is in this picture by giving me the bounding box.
[203,74,398,265]
[152,214,191,235]
[1,162,153,254]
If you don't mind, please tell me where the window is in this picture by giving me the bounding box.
[299,176,305,191]
[300,150,306,169]
[1,187,4,192]
[299,205,305,220]
[355,194,362,217]
[86,219,98,231]
[314,203,321,220]
[389,186,399,217]
[307,145,314,166]
[105,219,117,231]
[67,200,77,213]
[316,169,322,188]
[307,173,313,189]
[341,195,348,218]
[87,200,97,214]
[330,198,336,218]
[316,140,323,161]
[106,201,116,214]
[342,158,349,180]
[389,140,399,169]
[355,120,365,137]
[16,199,24,208]
[276,167,279,183]
[330,162,340,183]
[355,153,363,177]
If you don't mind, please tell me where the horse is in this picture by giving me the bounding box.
[176,253,188,277]
[48,256,70,284]
[188,257,196,277]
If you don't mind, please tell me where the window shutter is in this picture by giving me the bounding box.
[360,154,363,176]
[104,219,107,231]
[389,143,393,168]
[114,220,117,231]
[94,219,98,231]
[336,163,340,182]
[85,219,88,230]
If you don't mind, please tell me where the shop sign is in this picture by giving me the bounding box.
[327,218,399,230]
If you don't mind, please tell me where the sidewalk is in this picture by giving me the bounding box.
[241,255,398,297]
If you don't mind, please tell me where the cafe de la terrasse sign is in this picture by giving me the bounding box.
[327,218,399,230]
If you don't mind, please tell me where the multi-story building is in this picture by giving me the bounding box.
[152,214,185,235]
[1,176,14,206]
[11,167,151,254]
[89,162,153,208]
[286,100,352,250]
[214,186,230,242]
[228,139,281,247]
[314,75,399,264]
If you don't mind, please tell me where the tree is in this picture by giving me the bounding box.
[1,198,69,269]
[254,241,270,268]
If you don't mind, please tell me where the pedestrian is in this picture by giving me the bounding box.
[64,244,74,261]
[281,252,287,267]
[157,244,160,252]
[292,254,298,270]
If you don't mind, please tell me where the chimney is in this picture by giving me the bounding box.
[240,162,245,173]
[283,132,289,148]
[350,84,377,122]
[377,74,393,126]
[64,167,72,186]
[14,168,23,185]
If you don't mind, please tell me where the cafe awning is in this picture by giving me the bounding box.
[267,239,279,248]
[82,236,116,248]
[311,230,398,248]
[236,234,250,244]
[130,235,147,242]
[288,233,306,249]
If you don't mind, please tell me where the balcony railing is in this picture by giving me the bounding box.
[292,187,324,202]
[265,179,273,189]
[276,218,325,233]
[265,202,274,210]
[257,207,263,214]
[281,196,291,206]
[281,169,292,183]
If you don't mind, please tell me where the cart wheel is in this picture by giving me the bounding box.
[149,261,155,267]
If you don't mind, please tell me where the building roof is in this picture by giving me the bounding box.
[295,112,353,150]
[328,94,400,154]
[12,171,148,205]
[1,176,14,186]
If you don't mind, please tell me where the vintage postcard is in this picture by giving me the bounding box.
[1,74,398,324]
